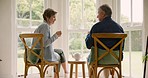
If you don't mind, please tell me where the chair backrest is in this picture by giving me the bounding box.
[92,33,127,66]
[19,33,60,78]
[19,33,44,64]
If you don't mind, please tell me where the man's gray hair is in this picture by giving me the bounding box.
[99,4,112,16]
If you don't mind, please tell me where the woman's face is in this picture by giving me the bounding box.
[47,15,56,25]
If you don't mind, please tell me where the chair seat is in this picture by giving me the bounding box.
[88,48,119,65]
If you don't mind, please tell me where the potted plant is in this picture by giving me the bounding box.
[143,54,148,62]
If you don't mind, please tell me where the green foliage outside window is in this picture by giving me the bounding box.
[69,33,81,50]
[69,0,96,53]
[69,0,96,29]
[131,30,142,51]
[16,0,43,27]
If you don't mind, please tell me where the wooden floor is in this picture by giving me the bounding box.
[18,74,88,78]
[18,74,131,78]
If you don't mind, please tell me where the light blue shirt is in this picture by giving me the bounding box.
[32,22,59,62]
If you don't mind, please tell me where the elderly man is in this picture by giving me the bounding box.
[85,4,124,78]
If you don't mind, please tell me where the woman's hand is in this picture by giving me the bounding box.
[56,31,62,37]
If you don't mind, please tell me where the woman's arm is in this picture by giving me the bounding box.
[35,25,58,47]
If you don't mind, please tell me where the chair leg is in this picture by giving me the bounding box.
[55,64,59,78]
[37,65,44,78]
[110,69,114,78]
[94,67,97,78]
[88,69,91,78]
[43,65,49,78]
[89,70,93,78]
[119,66,122,78]
[88,65,92,78]
[90,67,96,78]
[24,66,28,78]
[40,66,44,78]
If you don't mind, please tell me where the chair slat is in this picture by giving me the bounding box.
[92,33,127,38]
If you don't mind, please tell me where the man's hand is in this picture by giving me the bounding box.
[87,31,90,35]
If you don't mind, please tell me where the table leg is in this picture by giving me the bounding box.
[82,64,85,78]
[70,64,73,78]
[75,64,78,78]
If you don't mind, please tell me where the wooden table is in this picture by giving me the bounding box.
[68,61,86,78]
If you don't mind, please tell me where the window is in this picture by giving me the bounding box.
[16,0,43,28]
[120,0,143,77]
[68,0,96,75]
[16,0,44,76]
[68,0,96,60]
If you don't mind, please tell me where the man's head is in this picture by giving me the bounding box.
[97,4,112,22]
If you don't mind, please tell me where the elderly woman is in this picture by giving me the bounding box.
[32,8,68,78]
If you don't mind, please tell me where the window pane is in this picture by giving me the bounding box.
[69,32,82,52]
[16,0,44,28]
[68,32,89,76]
[132,0,143,26]
[68,32,90,60]
[69,0,82,29]
[131,30,143,78]
[131,30,142,51]
[83,0,96,29]
[17,32,32,75]
[17,32,24,75]
[69,0,96,29]
[31,0,44,27]
[16,0,30,27]
[122,52,130,76]
[124,31,129,51]
[120,0,131,27]
[131,52,143,78]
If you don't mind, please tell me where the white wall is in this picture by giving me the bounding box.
[144,0,148,78]
[0,0,67,77]
[0,0,16,78]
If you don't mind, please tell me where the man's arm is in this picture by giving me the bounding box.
[85,34,93,49]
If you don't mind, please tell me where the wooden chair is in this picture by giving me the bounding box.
[19,33,59,78]
[88,33,127,78]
